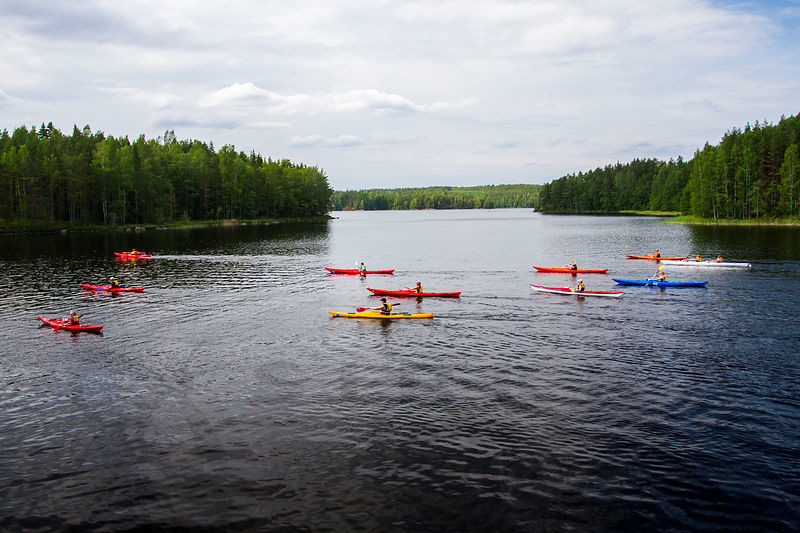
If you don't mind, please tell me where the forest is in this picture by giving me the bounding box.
[332,184,540,211]
[538,113,800,219]
[0,124,333,229]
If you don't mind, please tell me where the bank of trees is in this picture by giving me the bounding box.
[332,184,540,211]
[0,124,333,227]
[538,113,800,219]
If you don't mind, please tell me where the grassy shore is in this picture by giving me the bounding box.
[0,216,332,235]
[666,215,800,226]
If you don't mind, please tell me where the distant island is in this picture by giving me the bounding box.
[0,124,333,232]
[332,184,540,211]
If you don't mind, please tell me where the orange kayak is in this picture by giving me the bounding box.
[626,254,686,261]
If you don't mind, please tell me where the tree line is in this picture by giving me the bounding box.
[0,123,333,228]
[537,114,800,219]
[332,184,540,211]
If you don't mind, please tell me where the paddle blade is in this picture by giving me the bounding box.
[356,307,367,312]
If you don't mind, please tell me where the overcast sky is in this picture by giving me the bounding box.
[1,1,799,190]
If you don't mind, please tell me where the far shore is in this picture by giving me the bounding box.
[0,215,332,236]
[665,215,800,226]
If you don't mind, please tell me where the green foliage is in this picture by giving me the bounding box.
[538,114,800,220]
[0,124,333,227]
[332,184,540,211]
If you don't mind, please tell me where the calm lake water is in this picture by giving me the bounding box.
[1,209,798,531]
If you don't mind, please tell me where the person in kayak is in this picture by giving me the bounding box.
[413,281,423,294]
[67,311,81,325]
[693,254,702,261]
[358,262,366,274]
[109,276,121,289]
[575,279,585,292]
[654,249,661,259]
[129,248,140,256]
[650,267,666,282]
[567,260,578,271]
[714,256,724,262]
[371,297,392,315]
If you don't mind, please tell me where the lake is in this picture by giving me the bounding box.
[1,209,798,531]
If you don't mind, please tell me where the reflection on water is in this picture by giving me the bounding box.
[0,211,798,531]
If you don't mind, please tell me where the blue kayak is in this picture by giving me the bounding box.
[612,278,708,287]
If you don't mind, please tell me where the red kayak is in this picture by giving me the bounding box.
[81,283,144,293]
[533,266,609,274]
[325,267,394,275]
[37,315,103,332]
[626,254,686,261]
[367,287,461,298]
[115,252,153,259]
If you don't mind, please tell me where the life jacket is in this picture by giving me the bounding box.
[110,280,120,288]
[576,282,585,292]
[381,301,392,314]
[570,263,577,270]
[415,284,422,293]
[68,314,80,325]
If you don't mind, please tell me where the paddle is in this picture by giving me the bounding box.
[356,303,401,312]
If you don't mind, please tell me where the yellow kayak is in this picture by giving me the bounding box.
[328,311,434,319]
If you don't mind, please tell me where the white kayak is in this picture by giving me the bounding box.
[530,284,623,298]
[660,259,751,269]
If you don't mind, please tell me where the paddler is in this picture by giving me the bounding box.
[650,266,666,282]
[358,262,367,274]
[568,260,578,271]
[654,249,661,259]
[714,256,724,262]
[575,279,585,292]
[694,254,702,261]
[413,281,423,294]
[130,248,139,256]
[109,276,121,289]
[67,310,81,325]
[371,297,392,315]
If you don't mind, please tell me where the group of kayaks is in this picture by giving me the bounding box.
[37,251,150,333]
[529,251,752,299]
[326,251,751,318]
[325,266,459,319]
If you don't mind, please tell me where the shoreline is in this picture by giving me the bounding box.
[665,215,800,227]
[0,215,332,236]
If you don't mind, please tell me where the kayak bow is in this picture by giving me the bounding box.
[530,284,623,298]
[37,315,103,332]
[367,287,461,297]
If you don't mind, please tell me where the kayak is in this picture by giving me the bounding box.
[660,259,751,269]
[533,266,609,274]
[530,284,623,298]
[81,283,144,293]
[367,287,461,297]
[612,278,708,287]
[626,254,686,261]
[328,311,433,319]
[115,252,152,260]
[37,315,103,332]
[325,267,394,275]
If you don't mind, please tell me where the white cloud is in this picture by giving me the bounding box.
[199,83,477,115]
[288,134,364,148]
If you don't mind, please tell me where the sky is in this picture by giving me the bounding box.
[1,1,799,190]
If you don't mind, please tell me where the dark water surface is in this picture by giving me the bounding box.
[1,210,798,531]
